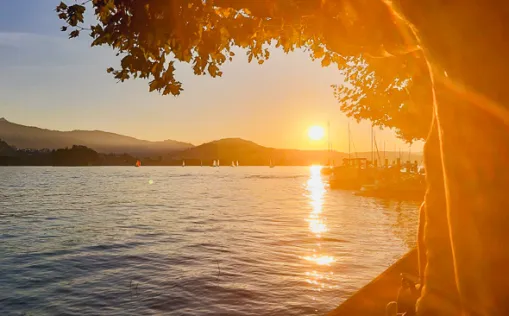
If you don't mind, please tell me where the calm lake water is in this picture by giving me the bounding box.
[0,166,418,316]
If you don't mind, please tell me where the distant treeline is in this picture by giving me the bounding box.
[0,140,143,166]
[0,141,266,166]
[0,139,423,167]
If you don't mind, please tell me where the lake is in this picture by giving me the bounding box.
[0,166,418,315]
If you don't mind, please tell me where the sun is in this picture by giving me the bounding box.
[308,126,325,141]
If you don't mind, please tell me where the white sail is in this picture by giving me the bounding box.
[236,161,239,167]
[213,160,217,167]
[182,160,185,167]
[231,161,235,167]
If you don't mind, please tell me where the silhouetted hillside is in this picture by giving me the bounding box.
[0,141,138,166]
[172,138,273,165]
[51,145,100,166]
[0,118,194,156]
[170,138,423,166]
[0,120,423,166]
[0,139,17,156]
[0,136,422,167]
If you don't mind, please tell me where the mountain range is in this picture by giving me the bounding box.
[0,117,193,156]
[0,118,422,165]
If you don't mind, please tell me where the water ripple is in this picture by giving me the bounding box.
[0,166,418,315]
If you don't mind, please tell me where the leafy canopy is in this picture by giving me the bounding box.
[56,0,431,141]
[334,53,432,142]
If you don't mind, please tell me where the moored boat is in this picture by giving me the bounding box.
[329,158,375,190]
[356,165,425,201]
[356,176,425,201]
[321,166,333,176]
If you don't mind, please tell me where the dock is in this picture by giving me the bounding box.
[327,248,418,316]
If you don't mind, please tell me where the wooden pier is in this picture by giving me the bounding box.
[327,249,418,316]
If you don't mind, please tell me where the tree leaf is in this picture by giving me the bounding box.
[69,30,80,39]
[208,63,219,77]
[321,54,331,67]
[149,80,159,92]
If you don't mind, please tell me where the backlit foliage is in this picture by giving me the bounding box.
[56,0,432,141]
[333,53,432,142]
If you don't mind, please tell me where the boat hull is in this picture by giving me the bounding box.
[356,176,426,201]
[320,167,333,176]
[356,187,425,201]
[329,167,375,190]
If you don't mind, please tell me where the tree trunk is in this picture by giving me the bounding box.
[396,1,509,314]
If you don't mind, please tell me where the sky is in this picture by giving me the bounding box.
[0,0,424,153]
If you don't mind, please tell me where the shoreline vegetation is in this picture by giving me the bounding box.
[0,146,420,167]
[0,139,422,168]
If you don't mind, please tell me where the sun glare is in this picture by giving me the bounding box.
[308,126,325,141]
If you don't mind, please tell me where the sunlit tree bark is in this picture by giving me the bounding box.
[395,1,509,314]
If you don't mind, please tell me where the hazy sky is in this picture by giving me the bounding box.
[0,0,424,152]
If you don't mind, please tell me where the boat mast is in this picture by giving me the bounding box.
[327,120,331,166]
[383,141,386,165]
[370,124,374,164]
[348,122,351,160]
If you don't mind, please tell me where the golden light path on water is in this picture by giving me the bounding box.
[303,165,337,293]
[0,166,419,315]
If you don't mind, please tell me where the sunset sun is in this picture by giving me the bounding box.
[308,126,325,141]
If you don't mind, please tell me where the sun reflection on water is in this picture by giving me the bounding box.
[303,165,337,291]
[306,165,328,238]
[303,254,335,266]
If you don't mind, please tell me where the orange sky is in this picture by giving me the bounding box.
[0,1,424,153]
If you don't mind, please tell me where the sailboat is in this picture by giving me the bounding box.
[231,161,235,167]
[182,160,185,167]
[236,161,239,167]
[212,160,217,167]
[200,160,203,167]
[135,160,141,167]
[329,121,369,190]
[269,159,275,168]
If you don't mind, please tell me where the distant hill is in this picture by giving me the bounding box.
[0,139,17,157]
[169,138,423,166]
[0,118,194,156]
[0,118,422,166]
[172,138,273,165]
